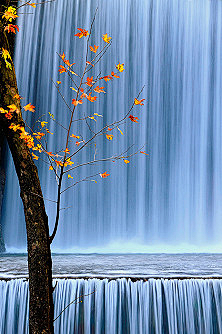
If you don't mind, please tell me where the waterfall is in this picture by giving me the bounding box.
[2,0,222,252]
[0,278,222,333]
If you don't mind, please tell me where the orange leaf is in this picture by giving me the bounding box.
[59,65,67,74]
[13,94,21,100]
[100,75,113,82]
[124,159,130,164]
[72,99,83,106]
[140,151,149,155]
[87,93,97,102]
[134,98,145,106]
[106,134,113,141]
[23,103,35,112]
[70,134,80,139]
[94,86,105,93]
[32,153,39,160]
[129,115,139,123]
[100,171,110,178]
[4,24,19,34]
[46,152,54,157]
[74,28,89,38]
[89,45,99,53]
[111,71,120,78]
[86,76,94,87]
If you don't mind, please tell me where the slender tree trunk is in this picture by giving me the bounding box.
[0,2,54,333]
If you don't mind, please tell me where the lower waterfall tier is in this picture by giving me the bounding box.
[1,278,222,333]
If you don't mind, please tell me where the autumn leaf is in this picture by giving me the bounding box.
[48,112,55,120]
[13,94,21,100]
[8,104,18,113]
[59,65,67,74]
[86,61,94,67]
[124,159,130,164]
[70,86,77,92]
[94,86,106,93]
[102,34,111,43]
[100,171,110,178]
[140,151,149,155]
[33,132,45,140]
[101,75,113,82]
[108,127,112,131]
[46,151,54,157]
[74,28,89,38]
[72,99,83,106]
[64,148,70,154]
[134,98,145,106]
[68,174,73,179]
[41,121,48,128]
[106,134,113,141]
[87,93,97,102]
[86,76,94,87]
[89,45,99,53]
[117,127,123,135]
[24,103,35,112]
[49,166,53,171]
[32,153,39,160]
[5,112,13,119]
[2,48,12,70]
[129,115,139,123]
[2,6,18,22]
[9,123,20,132]
[76,141,80,146]
[111,71,120,78]
[4,24,19,34]
[88,116,96,121]
[28,3,37,8]
[116,63,124,72]
[45,128,53,135]
[70,134,80,139]
[55,160,63,167]
[94,113,103,117]
[64,158,74,166]
[57,81,61,85]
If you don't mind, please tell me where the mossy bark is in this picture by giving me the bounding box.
[0,2,54,333]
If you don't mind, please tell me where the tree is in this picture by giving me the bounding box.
[0,2,54,333]
[0,2,146,333]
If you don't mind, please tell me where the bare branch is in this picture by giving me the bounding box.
[53,290,96,322]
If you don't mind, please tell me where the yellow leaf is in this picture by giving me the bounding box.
[117,127,123,135]
[124,159,130,164]
[102,34,111,43]
[88,116,96,121]
[106,134,114,141]
[57,81,61,85]
[94,113,103,117]
[49,166,53,171]
[41,121,48,128]
[70,87,77,92]
[116,63,125,72]
[32,153,39,160]
[68,174,73,179]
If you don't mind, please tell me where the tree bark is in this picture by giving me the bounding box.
[0,3,54,333]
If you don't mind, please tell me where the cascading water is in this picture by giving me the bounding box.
[1,278,222,333]
[2,0,222,252]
